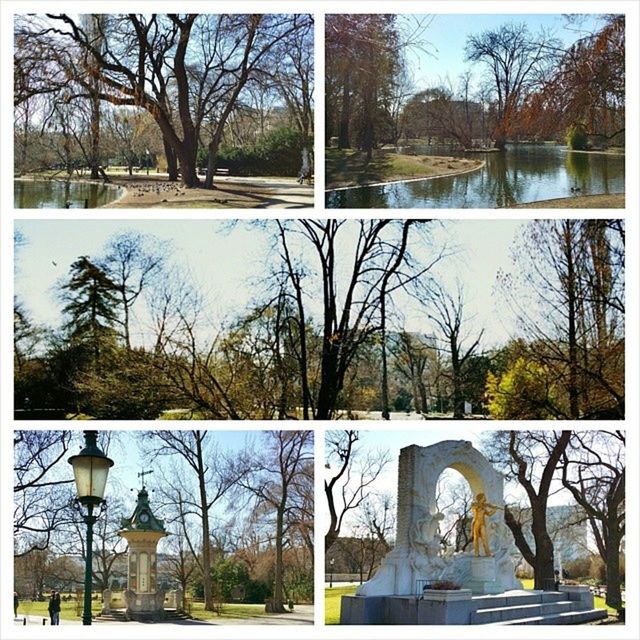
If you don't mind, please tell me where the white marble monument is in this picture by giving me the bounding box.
[356,441,521,596]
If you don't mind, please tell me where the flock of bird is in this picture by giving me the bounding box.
[128,182,187,201]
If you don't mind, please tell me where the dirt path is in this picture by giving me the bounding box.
[102,174,313,209]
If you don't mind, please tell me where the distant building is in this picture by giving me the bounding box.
[513,504,589,576]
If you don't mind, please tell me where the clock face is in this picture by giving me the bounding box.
[139,512,150,524]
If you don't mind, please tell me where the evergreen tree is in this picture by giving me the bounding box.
[60,256,120,371]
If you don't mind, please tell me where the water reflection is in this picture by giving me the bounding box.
[326,144,625,209]
[14,180,123,209]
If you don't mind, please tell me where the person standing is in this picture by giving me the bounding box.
[48,591,61,625]
[13,592,19,618]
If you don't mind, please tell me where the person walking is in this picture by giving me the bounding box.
[48,591,61,625]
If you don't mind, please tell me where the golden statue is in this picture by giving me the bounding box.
[471,493,501,557]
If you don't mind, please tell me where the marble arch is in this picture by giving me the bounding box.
[357,440,520,596]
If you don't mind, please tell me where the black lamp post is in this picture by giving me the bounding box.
[68,431,114,625]
[329,558,335,589]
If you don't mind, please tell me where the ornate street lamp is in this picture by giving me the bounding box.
[329,558,335,589]
[68,431,114,625]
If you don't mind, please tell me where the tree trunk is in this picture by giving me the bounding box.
[163,138,179,182]
[564,222,580,419]
[204,130,224,189]
[418,381,429,413]
[177,140,200,188]
[338,68,351,149]
[195,436,213,611]
[531,513,555,590]
[605,526,622,610]
[89,91,101,179]
[380,293,390,420]
[272,503,286,612]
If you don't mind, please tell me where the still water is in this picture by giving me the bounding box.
[325,144,625,209]
[14,180,123,209]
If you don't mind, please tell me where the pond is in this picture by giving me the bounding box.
[14,180,123,209]
[325,144,625,209]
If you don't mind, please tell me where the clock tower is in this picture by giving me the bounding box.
[118,478,169,620]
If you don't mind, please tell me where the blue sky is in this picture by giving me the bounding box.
[15,218,524,349]
[401,13,607,92]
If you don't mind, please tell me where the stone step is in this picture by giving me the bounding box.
[472,591,564,610]
[471,600,578,624]
[481,608,608,626]
[95,609,191,623]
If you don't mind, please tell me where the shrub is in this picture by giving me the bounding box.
[430,580,461,590]
[212,128,312,177]
[566,122,589,150]
[244,580,272,604]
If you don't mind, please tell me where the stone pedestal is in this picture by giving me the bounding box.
[101,589,111,614]
[124,589,166,621]
[469,556,501,595]
[560,584,594,608]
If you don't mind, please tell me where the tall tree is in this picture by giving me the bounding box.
[465,23,558,149]
[416,280,484,418]
[240,431,313,613]
[497,220,624,419]
[560,431,625,611]
[326,15,401,153]
[146,431,250,611]
[486,430,571,590]
[60,256,120,372]
[276,219,429,419]
[34,14,309,187]
[99,231,167,350]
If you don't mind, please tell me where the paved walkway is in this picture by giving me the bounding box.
[14,605,314,626]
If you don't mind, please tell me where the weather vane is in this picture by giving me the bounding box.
[137,468,154,489]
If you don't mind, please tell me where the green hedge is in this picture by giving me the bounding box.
[201,128,312,177]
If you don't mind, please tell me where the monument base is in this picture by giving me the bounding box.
[340,588,606,625]
[124,589,165,621]
[469,556,501,595]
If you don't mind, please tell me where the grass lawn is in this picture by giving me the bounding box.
[190,602,269,621]
[17,598,101,621]
[515,193,624,208]
[513,579,619,616]
[325,585,357,624]
[325,148,482,189]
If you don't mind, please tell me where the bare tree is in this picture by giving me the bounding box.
[465,23,558,148]
[25,14,309,187]
[145,431,250,611]
[240,431,313,613]
[161,527,198,610]
[416,279,484,418]
[391,331,436,413]
[99,231,168,350]
[325,430,389,552]
[14,431,75,556]
[560,431,625,610]
[485,430,571,590]
[276,219,431,419]
[498,220,625,419]
[65,497,127,591]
